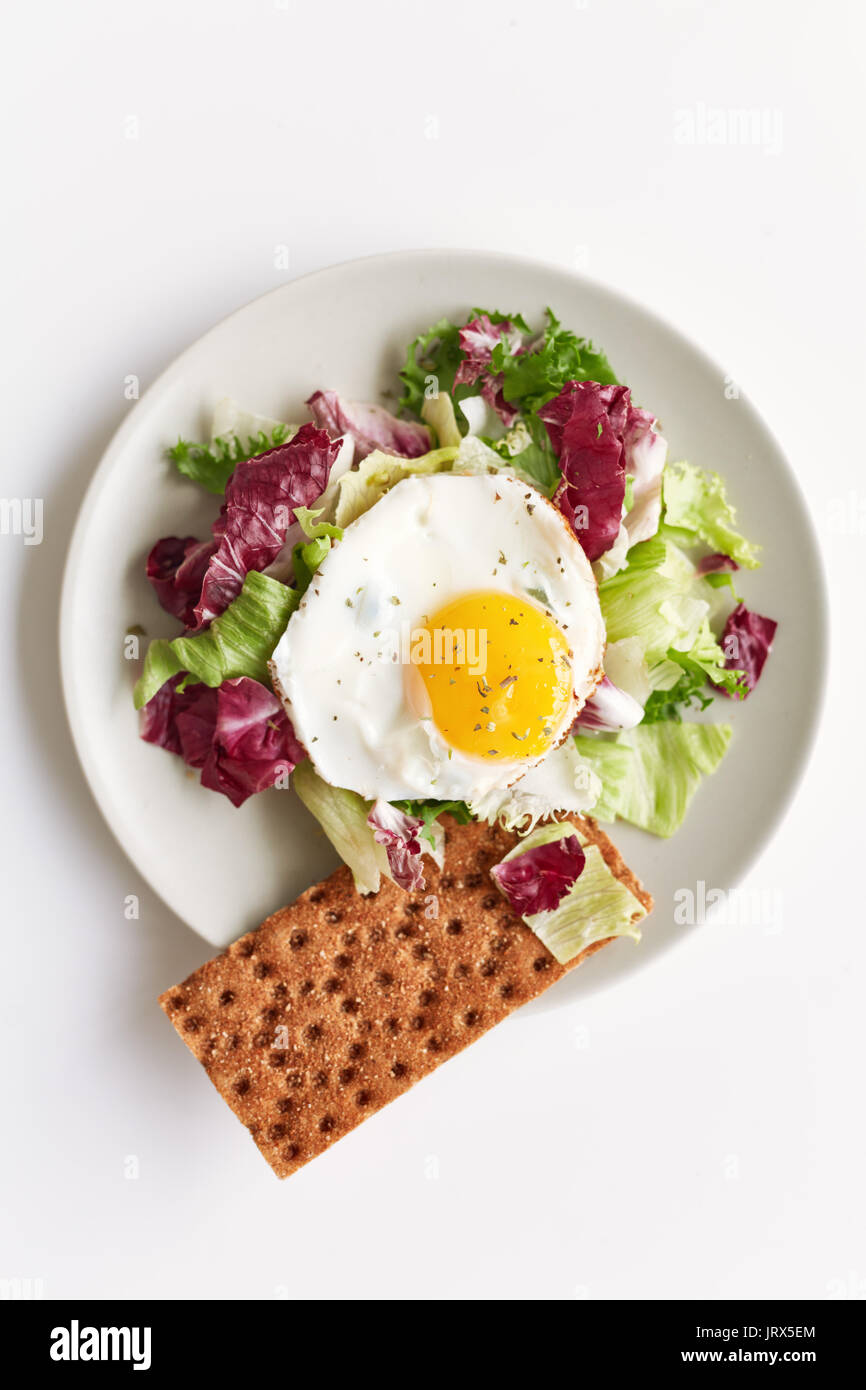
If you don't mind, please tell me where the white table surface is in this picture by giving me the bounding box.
[1,0,863,1301]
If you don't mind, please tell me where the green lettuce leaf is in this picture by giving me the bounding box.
[598,535,746,717]
[398,317,466,418]
[571,737,634,821]
[642,618,747,722]
[292,537,330,594]
[421,392,462,448]
[168,423,293,495]
[291,507,344,594]
[662,461,761,569]
[496,821,646,964]
[133,570,297,709]
[575,723,732,837]
[487,412,561,495]
[393,798,473,849]
[493,307,619,413]
[292,762,389,896]
[642,666,714,723]
[597,536,685,659]
[293,506,343,542]
[675,618,748,698]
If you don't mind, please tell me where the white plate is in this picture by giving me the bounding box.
[60,250,827,1003]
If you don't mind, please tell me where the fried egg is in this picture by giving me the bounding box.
[270,471,604,802]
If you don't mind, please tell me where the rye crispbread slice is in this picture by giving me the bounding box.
[160,814,652,1179]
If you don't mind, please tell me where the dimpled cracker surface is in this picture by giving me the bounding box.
[160,815,652,1178]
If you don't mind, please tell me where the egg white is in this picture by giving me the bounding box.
[270,471,604,802]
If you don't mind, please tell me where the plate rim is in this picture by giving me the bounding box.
[58,247,830,964]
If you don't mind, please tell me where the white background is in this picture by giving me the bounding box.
[1,0,864,1301]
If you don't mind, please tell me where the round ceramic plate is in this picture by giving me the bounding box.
[60,250,827,1004]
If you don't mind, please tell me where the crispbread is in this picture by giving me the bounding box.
[160,814,652,1178]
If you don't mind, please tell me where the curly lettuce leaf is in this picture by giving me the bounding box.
[453,314,527,427]
[393,798,472,849]
[399,316,466,417]
[494,308,618,414]
[642,666,714,723]
[676,618,748,698]
[486,411,562,495]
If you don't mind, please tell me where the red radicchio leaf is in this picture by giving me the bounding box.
[193,423,339,628]
[367,800,426,892]
[145,534,219,628]
[490,834,586,916]
[453,314,523,426]
[718,603,778,698]
[306,389,431,462]
[696,552,740,576]
[574,675,644,732]
[139,673,206,757]
[140,676,304,807]
[174,686,220,769]
[538,381,632,562]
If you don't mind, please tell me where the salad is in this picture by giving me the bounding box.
[133,307,776,935]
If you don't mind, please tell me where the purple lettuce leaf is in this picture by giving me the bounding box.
[718,603,778,698]
[491,834,586,916]
[194,423,338,627]
[306,389,431,462]
[697,552,740,576]
[538,381,631,562]
[139,673,206,757]
[140,675,305,808]
[174,686,221,769]
[367,800,426,892]
[145,535,219,628]
[453,313,523,426]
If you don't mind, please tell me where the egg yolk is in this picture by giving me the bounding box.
[411,591,573,761]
